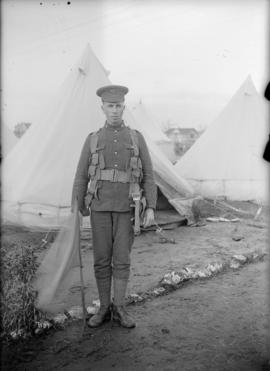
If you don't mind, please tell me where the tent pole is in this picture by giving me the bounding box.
[78,212,87,335]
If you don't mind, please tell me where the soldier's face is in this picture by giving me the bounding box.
[102,101,125,125]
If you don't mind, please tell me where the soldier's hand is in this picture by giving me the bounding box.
[143,208,155,228]
[79,207,90,217]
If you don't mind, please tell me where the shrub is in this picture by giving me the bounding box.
[1,242,39,339]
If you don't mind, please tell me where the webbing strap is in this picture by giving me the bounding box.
[85,132,100,208]
[88,179,97,194]
[90,132,99,154]
[129,129,139,156]
[128,128,142,198]
[129,182,140,195]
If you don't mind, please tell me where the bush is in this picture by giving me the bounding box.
[1,242,39,339]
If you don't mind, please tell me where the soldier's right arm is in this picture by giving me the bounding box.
[71,135,91,213]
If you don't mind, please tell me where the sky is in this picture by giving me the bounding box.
[2,0,269,131]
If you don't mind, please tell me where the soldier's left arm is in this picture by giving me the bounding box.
[71,134,91,214]
[137,131,157,211]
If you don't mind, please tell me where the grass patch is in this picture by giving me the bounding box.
[1,241,40,340]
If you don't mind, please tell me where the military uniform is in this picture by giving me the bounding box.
[72,85,157,327]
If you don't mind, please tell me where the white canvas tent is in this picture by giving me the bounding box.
[175,76,269,204]
[131,101,169,142]
[131,101,177,163]
[1,124,18,157]
[2,44,194,228]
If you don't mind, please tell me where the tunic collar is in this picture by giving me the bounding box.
[104,121,126,131]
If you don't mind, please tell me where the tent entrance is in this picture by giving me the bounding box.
[148,187,188,230]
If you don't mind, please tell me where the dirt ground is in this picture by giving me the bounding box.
[1,202,270,370]
[2,261,270,371]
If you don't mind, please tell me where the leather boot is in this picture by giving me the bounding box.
[88,276,112,328]
[112,278,136,328]
[112,304,136,328]
[88,305,111,327]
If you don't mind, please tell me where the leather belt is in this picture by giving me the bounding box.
[99,169,130,183]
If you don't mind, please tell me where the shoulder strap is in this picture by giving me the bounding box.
[129,129,139,156]
[89,131,99,154]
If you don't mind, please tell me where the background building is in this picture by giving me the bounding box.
[164,127,202,156]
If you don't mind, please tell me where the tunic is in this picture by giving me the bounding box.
[72,122,157,213]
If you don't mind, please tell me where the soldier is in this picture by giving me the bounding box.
[72,85,156,328]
